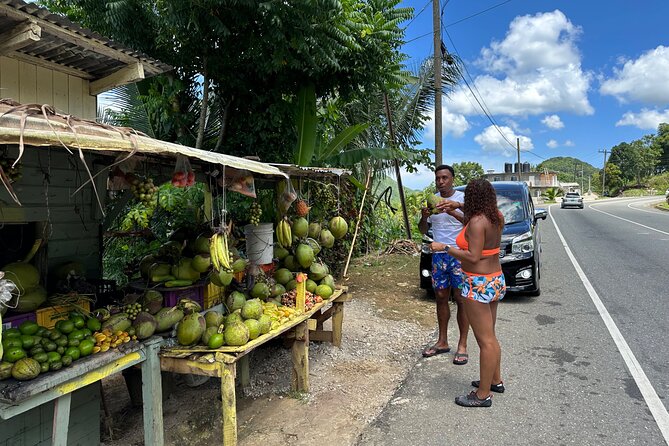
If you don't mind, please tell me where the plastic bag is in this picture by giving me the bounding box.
[172,155,195,187]
[276,178,297,215]
[228,170,256,198]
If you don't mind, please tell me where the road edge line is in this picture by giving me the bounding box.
[548,205,669,444]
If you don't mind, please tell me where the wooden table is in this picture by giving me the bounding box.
[160,286,351,446]
[0,336,164,446]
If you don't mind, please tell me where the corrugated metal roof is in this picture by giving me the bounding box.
[0,0,171,80]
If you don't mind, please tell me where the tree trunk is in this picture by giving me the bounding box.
[195,59,209,150]
[214,95,233,152]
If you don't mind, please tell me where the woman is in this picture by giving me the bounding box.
[429,179,505,408]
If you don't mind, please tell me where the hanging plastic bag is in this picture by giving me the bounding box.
[172,155,195,187]
[228,170,256,198]
[0,272,18,359]
[276,178,297,215]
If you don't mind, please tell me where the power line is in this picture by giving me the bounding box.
[404,0,431,29]
[445,0,513,28]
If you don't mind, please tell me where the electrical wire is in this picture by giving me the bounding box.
[445,0,513,28]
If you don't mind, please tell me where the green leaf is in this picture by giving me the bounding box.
[317,123,370,162]
[294,84,317,166]
[347,176,365,190]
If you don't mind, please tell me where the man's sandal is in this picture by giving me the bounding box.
[422,346,451,357]
[472,380,505,393]
[452,352,468,365]
[455,391,492,407]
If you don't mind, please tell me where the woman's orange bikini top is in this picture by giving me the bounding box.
[455,225,500,256]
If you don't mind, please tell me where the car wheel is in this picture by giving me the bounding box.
[527,262,541,296]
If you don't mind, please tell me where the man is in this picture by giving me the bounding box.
[419,165,469,365]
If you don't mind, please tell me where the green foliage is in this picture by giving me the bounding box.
[542,187,563,202]
[652,123,669,174]
[452,161,483,186]
[646,172,669,194]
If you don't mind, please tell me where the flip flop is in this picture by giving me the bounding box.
[422,346,451,357]
[453,353,469,365]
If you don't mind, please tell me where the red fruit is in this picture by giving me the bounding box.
[187,171,195,181]
[173,171,186,180]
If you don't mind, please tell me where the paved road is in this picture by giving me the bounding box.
[357,197,669,446]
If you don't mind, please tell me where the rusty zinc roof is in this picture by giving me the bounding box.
[0,0,171,81]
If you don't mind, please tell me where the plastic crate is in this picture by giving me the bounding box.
[163,284,205,309]
[1,311,37,330]
[89,278,119,308]
[204,283,225,309]
[36,300,91,329]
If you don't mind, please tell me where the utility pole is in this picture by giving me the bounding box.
[599,149,609,195]
[516,137,521,180]
[580,164,584,193]
[433,0,442,166]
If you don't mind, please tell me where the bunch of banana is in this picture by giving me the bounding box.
[210,233,232,272]
[276,218,292,248]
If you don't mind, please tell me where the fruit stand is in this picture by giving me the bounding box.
[159,286,351,446]
[0,337,163,446]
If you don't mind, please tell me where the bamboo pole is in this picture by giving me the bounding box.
[343,167,372,278]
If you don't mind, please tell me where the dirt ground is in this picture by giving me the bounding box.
[101,253,439,446]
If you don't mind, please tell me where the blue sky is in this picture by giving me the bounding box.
[396,0,669,190]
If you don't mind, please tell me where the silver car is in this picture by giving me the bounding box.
[561,192,583,209]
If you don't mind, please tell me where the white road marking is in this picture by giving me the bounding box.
[627,198,669,215]
[549,206,669,444]
[589,202,669,236]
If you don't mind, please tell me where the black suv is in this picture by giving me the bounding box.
[419,181,547,295]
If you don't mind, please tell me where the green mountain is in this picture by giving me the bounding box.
[536,157,598,184]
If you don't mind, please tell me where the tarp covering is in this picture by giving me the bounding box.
[0,100,287,178]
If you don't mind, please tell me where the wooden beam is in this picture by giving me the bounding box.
[7,50,93,79]
[89,62,144,95]
[0,21,41,54]
[0,4,154,72]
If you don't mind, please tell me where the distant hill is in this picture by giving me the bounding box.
[537,157,599,184]
[373,176,418,206]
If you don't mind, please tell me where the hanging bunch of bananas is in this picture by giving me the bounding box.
[276,218,292,249]
[210,232,232,272]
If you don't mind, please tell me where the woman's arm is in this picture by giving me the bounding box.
[430,216,485,262]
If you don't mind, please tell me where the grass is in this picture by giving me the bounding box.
[621,188,655,197]
[656,202,669,211]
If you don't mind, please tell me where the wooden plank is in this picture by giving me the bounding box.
[0,21,41,54]
[7,51,93,80]
[90,62,144,95]
[82,79,96,120]
[52,393,71,446]
[140,340,164,446]
[159,357,221,377]
[0,55,20,101]
[35,65,53,105]
[52,70,69,112]
[331,302,344,347]
[68,75,83,117]
[18,61,37,103]
[308,331,333,343]
[291,322,309,392]
[238,355,250,393]
[220,362,237,446]
[307,318,317,331]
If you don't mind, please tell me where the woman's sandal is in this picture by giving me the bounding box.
[452,352,468,365]
[472,380,505,393]
[455,390,492,407]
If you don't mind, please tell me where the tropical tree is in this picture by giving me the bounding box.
[542,187,563,202]
[652,123,669,174]
[452,161,483,186]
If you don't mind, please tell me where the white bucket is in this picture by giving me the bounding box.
[244,223,274,265]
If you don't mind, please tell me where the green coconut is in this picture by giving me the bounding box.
[224,321,250,346]
[306,279,318,293]
[308,222,321,239]
[201,326,221,345]
[13,286,47,313]
[329,216,348,239]
[191,255,212,273]
[133,312,158,340]
[204,310,224,328]
[176,313,206,346]
[321,274,336,290]
[285,279,297,291]
[283,255,299,271]
[193,236,211,254]
[171,258,200,281]
[319,229,335,249]
[270,283,286,297]
[2,262,40,294]
[250,283,271,300]
[274,246,290,261]
[210,269,233,287]
[225,309,243,325]
[292,217,309,238]
[273,268,293,285]
[231,258,248,273]
[308,262,328,281]
[295,244,314,269]
[306,238,321,256]
[225,291,246,312]
[315,284,334,299]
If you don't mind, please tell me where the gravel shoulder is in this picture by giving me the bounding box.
[101,253,438,445]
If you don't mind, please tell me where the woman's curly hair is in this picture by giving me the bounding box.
[463,179,503,228]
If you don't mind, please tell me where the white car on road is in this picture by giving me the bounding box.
[561,192,584,209]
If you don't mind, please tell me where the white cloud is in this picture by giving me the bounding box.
[564,139,574,147]
[423,106,470,140]
[474,125,533,156]
[542,114,564,129]
[546,139,559,148]
[447,10,593,117]
[615,108,669,130]
[600,46,669,105]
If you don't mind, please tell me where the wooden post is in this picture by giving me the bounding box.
[220,361,237,446]
[291,321,309,392]
[140,339,164,446]
[331,302,344,348]
[52,393,71,446]
[343,168,372,278]
[238,355,250,395]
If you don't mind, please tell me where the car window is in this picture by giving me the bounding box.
[496,189,527,224]
[565,193,580,197]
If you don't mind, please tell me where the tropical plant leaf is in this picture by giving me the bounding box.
[294,84,317,166]
[317,123,369,162]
